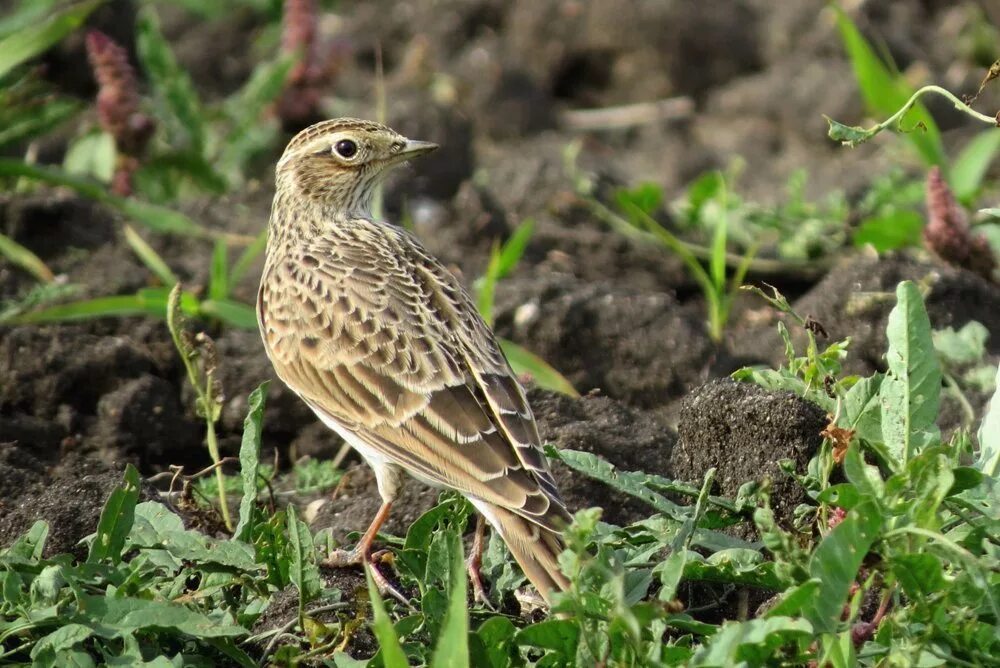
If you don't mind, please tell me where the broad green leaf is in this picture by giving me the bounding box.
[2,520,49,561]
[546,447,687,518]
[690,616,813,666]
[516,618,579,657]
[0,231,54,282]
[853,210,924,252]
[682,549,782,590]
[430,529,470,668]
[365,567,409,668]
[123,225,178,286]
[842,374,883,444]
[78,595,246,637]
[234,382,268,542]
[933,321,989,366]
[977,362,1000,477]
[63,130,115,183]
[136,6,205,152]
[833,6,944,166]
[29,624,93,659]
[0,0,103,79]
[881,281,941,464]
[802,500,881,633]
[286,505,321,618]
[87,463,141,564]
[950,130,1000,204]
[499,339,578,397]
[892,553,946,599]
[128,502,258,570]
[764,579,822,618]
[473,617,518,668]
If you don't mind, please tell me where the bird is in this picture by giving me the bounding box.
[257,117,572,604]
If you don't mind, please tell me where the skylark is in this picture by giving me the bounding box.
[257,118,571,604]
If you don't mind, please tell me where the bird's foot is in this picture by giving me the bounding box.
[322,547,411,607]
[467,553,496,611]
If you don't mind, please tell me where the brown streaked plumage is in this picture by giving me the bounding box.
[258,118,571,603]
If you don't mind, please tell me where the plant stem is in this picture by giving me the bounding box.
[204,418,233,530]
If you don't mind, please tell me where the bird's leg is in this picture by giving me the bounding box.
[323,501,408,605]
[467,514,494,609]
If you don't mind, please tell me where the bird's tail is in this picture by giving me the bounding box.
[482,504,570,604]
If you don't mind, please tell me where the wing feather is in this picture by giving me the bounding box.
[259,220,568,529]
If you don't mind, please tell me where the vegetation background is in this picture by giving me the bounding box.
[0,0,999,666]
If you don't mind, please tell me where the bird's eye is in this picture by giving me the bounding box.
[334,139,358,159]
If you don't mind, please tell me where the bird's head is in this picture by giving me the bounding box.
[275,118,438,216]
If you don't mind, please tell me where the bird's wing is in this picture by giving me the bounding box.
[259,221,568,530]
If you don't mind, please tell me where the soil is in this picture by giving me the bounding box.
[3,0,1000,647]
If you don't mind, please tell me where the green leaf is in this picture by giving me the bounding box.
[0,159,210,237]
[123,225,178,286]
[430,529,470,668]
[87,463,141,564]
[933,321,989,366]
[198,298,258,329]
[615,182,664,216]
[690,616,813,666]
[499,339,578,397]
[136,6,205,153]
[0,0,103,79]
[365,567,409,668]
[286,505,321,622]
[9,291,170,324]
[516,618,579,657]
[2,520,49,561]
[881,281,942,464]
[892,553,946,599]
[30,624,93,659]
[78,595,246,637]
[473,617,518,668]
[547,447,687,519]
[0,231,54,282]
[234,382,268,542]
[475,220,535,326]
[842,374,883,444]
[129,502,259,570]
[853,210,924,252]
[824,116,875,147]
[802,500,882,633]
[764,579,822,618]
[0,94,80,149]
[950,130,1000,204]
[63,130,115,183]
[977,362,1000,477]
[832,6,944,166]
[229,228,268,287]
[209,239,228,301]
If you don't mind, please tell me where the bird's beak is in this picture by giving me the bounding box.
[399,139,438,159]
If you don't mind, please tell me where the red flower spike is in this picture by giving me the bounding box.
[924,166,997,282]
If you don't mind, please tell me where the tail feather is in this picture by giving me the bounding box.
[480,503,570,603]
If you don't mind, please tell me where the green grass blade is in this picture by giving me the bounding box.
[229,227,268,287]
[0,159,210,237]
[475,242,502,327]
[709,176,728,291]
[9,292,167,324]
[198,298,258,329]
[429,529,470,668]
[0,0,103,79]
[123,225,178,286]
[950,130,1000,204]
[365,567,410,668]
[136,5,205,153]
[209,239,228,301]
[87,463,140,564]
[0,231,54,282]
[499,339,579,397]
[832,5,944,167]
[0,96,80,149]
[286,505,321,628]
[496,219,535,278]
[234,382,268,543]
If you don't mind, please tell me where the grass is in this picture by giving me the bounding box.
[2,280,997,665]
